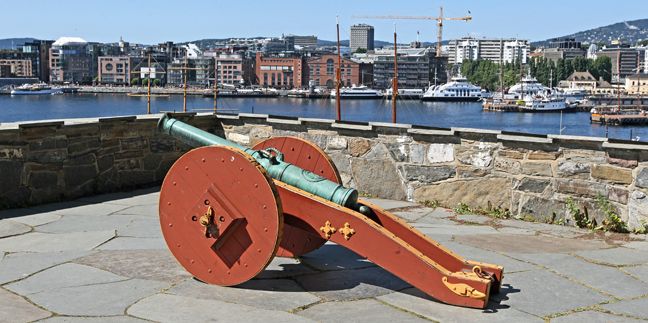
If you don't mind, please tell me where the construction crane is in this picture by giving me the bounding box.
[354,6,471,57]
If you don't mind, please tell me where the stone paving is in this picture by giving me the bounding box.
[0,189,647,322]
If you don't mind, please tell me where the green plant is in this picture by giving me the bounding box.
[566,197,593,229]
[153,79,161,87]
[422,200,440,208]
[131,78,140,86]
[634,220,648,234]
[595,195,628,233]
[484,206,511,219]
[453,203,473,215]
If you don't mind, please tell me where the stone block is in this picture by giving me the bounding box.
[555,179,607,198]
[498,148,526,159]
[28,136,67,151]
[557,160,590,177]
[636,167,648,188]
[225,132,250,145]
[607,156,638,168]
[399,165,455,184]
[0,160,23,194]
[527,150,560,160]
[0,146,24,159]
[515,194,565,222]
[494,157,521,174]
[67,137,100,156]
[413,177,512,210]
[248,126,272,140]
[521,161,553,177]
[608,186,629,204]
[119,137,148,151]
[326,136,347,150]
[141,154,163,171]
[348,138,371,157]
[64,164,97,191]
[97,154,114,173]
[118,170,156,187]
[426,143,454,164]
[562,149,607,163]
[591,164,633,184]
[456,142,494,168]
[29,171,59,190]
[408,143,426,164]
[456,165,490,178]
[515,177,550,193]
[351,158,406,200]
[628,190,648,231]
[66,153,96,167]
[328,151,351,174]
[149,137,175,153]
[26,149,68,164]
[385,141,408,162]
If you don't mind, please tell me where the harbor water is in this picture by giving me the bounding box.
[1,93,647,142]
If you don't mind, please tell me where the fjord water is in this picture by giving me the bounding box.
[1,93,647,142]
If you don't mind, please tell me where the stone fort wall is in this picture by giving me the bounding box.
[1,113,647,230]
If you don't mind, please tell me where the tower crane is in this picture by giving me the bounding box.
[353,6,472,57]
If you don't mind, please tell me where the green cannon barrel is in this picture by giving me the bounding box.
[158,114,360,210]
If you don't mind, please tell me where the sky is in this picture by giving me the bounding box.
[1,0,646,44]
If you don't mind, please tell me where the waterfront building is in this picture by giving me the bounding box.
[447,38,529,64]
[0,65,11,77]
[97,56,130,85]
[625,74,648,95]
[372,47,447,90]
[21,40,53,82]
[255,52,304,89]
[130,54,167,85]
[597,46,640,83]
[350,24,375,52]
[305,54,359,88]
[49,37,94,84]
[167,57,214,87]
[0,59,32,77]
[214,54,243,86]
[557,71,598,92]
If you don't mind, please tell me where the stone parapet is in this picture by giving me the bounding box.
[1,113,647,230]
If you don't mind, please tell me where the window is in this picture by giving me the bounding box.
[326,59,334,75]
[105,63,113,71]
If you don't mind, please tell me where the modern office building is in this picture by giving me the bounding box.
[447,38,529,64]
[597,46,640,83]
[350,24,375,52]
[49,37,94,83]
[214,54,243,86]
[97,56,130,85]
[284,35,318,49]
[21,40,53,81]
[541,38,586,62]
[305,54,360,88]
[0,59,32,77]
[255,52,304,88]
[372,47,447,89]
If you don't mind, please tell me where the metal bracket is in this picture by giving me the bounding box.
[320,221,336,239]
[339,222,356,240]
[442,277,486,300]
[199,206,219,238]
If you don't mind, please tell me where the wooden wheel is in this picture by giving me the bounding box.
[159,146,283,286]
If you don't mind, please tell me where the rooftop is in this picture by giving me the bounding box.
[1,188,647,322]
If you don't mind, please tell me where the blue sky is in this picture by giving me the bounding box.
[1,0,645,44]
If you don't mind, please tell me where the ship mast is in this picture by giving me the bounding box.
[392,23,398,123]
[213,57,218,113]
[183,57,188,112]
[147,53,152,114]
[336,16,342,121]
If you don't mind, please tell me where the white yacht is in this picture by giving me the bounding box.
[330,85,382,99]
[506,76,549,99]
[421,75,485,102]
[10,83,63,95]
[384,88,424,100]
[519,94,568,112]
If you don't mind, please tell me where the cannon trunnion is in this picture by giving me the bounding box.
[158,114,504,309]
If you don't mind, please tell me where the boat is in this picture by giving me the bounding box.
[330,85,382,99]
[506,76,549,99]
[10,83,63,95]
[421,75,485,102]
[518,94,570,112]
[384,88,424,100]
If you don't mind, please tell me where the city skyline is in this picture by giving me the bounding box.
[1,0,647,44]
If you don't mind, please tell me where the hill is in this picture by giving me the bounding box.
[533,18,648,46]
[0,38,37,50]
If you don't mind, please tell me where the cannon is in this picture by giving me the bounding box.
[157,114,504,309]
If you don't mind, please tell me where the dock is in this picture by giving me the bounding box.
[596,113,648,125]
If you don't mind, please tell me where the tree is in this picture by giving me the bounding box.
[131,78,140,86]
[591,56,612,82]
[153,79,161,87]
[141,78,150,86]
[354,48,367,54]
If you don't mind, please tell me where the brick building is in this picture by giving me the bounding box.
[305,54,359,88]
[255,52,304,88]
[98,56,130,85]
[0,59,32,77]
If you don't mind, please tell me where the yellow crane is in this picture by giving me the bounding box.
[354,6,472,57]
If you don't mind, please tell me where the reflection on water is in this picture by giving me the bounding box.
[0,93,646,142]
